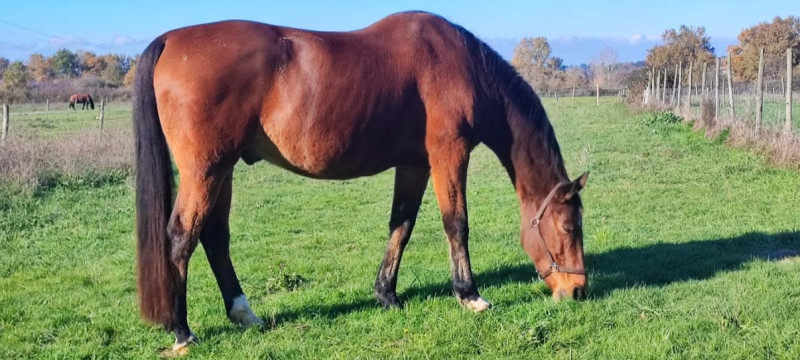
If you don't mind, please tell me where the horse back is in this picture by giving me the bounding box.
[153,13,478,179]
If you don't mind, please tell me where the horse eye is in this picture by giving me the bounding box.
[562,224,575,233]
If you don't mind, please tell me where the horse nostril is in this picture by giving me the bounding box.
[573,286,586,300]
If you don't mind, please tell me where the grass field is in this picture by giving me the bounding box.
[1,97,799,359]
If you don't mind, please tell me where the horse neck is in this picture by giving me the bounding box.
[502,95,569,205]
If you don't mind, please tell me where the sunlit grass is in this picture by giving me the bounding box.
[1,97,798,358]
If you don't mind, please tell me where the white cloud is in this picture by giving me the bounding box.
[111,35,136,46]
[49,35,88,48]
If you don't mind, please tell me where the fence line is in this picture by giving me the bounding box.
[640,47,797,134]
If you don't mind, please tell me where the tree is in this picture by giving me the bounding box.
[728,16,800,81]
[101,54,134,86]
[123,59,137,87]
[591,47,620,87]
[646,26,715,72]
[80,51,106,77]
[51,49,80,78]
[3,61,31,93]
[28,53,53,82]
[0,57,9,79]
[511,37,565,91]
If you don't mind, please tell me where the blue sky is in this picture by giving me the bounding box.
[1,1,796,65]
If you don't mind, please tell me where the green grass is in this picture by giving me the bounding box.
[1,97,799,358]
[5,102,132,138]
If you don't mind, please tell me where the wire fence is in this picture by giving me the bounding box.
[642,49,798,134]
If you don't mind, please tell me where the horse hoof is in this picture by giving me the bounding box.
[229,295,265,327]
[460,296,492,313]
[375,292,402,309]
[160,333,197,358]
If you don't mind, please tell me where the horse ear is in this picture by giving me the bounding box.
[573,171,589,192]
[562,171,589,201]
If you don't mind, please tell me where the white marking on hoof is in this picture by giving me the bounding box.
[162,333,197,358]
[460,296,492,313]
[229,295,265,327]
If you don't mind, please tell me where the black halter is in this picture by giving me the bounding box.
[530,182,587,279]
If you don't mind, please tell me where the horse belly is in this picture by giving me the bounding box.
[243,115,426,180]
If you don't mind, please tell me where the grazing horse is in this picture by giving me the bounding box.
[134,12,589,353]
[68,93,94,110]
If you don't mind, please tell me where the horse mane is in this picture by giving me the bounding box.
[451,22,569,182]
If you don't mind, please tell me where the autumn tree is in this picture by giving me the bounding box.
[123,58,137,87]
[511,37,565,91]
[591,47,621,87]
[2,61,31,95]
[0,57,9,79]
[28,54,53,82]
[728,16,800,81]
[51,49,80,78]
[646,25,715,84]
[79,51,106,77]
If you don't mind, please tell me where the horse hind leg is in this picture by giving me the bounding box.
[374,165,430,308]
[165,168,229,354]
[200,174,263,327]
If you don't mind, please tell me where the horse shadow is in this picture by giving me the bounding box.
[204,230,799,336]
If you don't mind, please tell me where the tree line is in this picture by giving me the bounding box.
[0,49,138,102]
[511,16,800,97]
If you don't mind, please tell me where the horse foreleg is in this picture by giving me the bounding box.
[429,139,491,313]
[374,165,429,308]
[200,174,263,327]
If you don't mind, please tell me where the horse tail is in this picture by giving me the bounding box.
[133,36,173,327]
[88,94,94,110]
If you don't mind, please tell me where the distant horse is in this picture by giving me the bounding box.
[134,12,589,353]
[68,93,94,110]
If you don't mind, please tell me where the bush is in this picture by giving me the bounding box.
[642,111,682,126]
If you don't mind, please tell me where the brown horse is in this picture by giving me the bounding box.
[134,11,589,353]
[68,93,94,110]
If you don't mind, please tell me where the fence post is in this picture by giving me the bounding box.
[655,70,661,104]
[727,53,735,120]
[671,63,678,105]
[99,100,105,131]
[572,86,575,99]
[596,83,600,106]
[46,99,49,112]
[2,104,8,142]
[679,62,684,108]
[755,48,764,130]
[715,58,720,120]
[687,62,693,114]
[701,63,707,97]
[788,48,794,133]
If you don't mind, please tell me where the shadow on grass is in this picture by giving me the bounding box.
[202,231,800,337]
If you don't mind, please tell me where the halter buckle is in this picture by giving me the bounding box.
[530,218,540,227]
[549,263,559,272]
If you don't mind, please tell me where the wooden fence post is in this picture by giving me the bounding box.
[655,70,661,103]
[596,83,600,106]
[755,48,764,130]
[2,104,8,142]
[671,63,678,105]
[788,48,794,133]
[99,100,105,131]
[701,63,707,97]
[572,86,575,99]
[715,58,720,120]
[46,99,49,112]
[677,61,682,110]
[687,62,693,113]
[727,53,735,120]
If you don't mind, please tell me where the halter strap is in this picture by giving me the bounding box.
[530,182,587,279]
